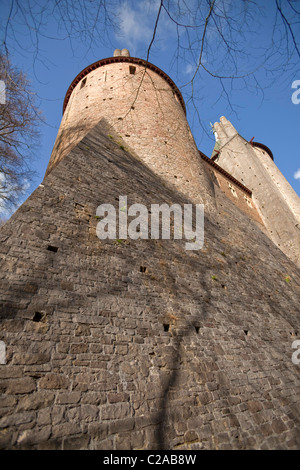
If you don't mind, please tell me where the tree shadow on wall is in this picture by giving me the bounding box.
[153,326,191,450]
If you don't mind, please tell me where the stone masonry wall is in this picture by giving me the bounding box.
[214,117,300,268]
[201,159,263,226]
[0,123,300,450]
[252,145,300,224]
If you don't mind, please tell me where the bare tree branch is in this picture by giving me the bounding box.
[276,0,300,59]
[0,53,40,213]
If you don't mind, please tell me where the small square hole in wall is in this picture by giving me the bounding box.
[33,312,44,323]
[195,326,200,334]
[140,266,147,273]
[47,245,58,253]
[129,66,136,75]
[163,324,170,332]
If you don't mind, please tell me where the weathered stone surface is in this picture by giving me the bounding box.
[62,434,90,450]
[38,373,69,390]
[17,392,55,411]
[0,411,35,429]
[56,392,81,405]
[12,353,51,365]
[51,422,82,439]
[17,426,52,447]
[70,343,88,354]
[3,377,36,395]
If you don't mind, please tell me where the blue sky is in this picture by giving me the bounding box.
[1,0,300,217]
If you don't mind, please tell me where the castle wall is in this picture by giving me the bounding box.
[213,117,300,268]
[0,125,300,450]
[200,157,263,226]
[46,58,215,211]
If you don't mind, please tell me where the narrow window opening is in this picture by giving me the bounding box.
[244,330,248,336]
[47,245,58,253]
[140,266,147,273]
[129,66,136,75]
[195,326,200,334]
[163,324,170,332]
[80,78,87,89]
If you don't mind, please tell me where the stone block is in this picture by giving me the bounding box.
[39,373,69,390]
[70,343,89,354]
[17,426,51,447]
[17,392,55,411]
[101,403,131,420]
[56,392,81,405]
[5,377,36,394]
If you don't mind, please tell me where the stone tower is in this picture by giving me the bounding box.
[46,49,215,211]
[213,117,300,267]
[0,51,300,450]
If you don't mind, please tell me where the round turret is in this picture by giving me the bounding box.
[252,142,274,161]
[46,51,215,207]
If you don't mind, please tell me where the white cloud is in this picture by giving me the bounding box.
[185,64,194,75]
[116,1,153,52]
[294,169,300,180]
[116,0,175,55]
